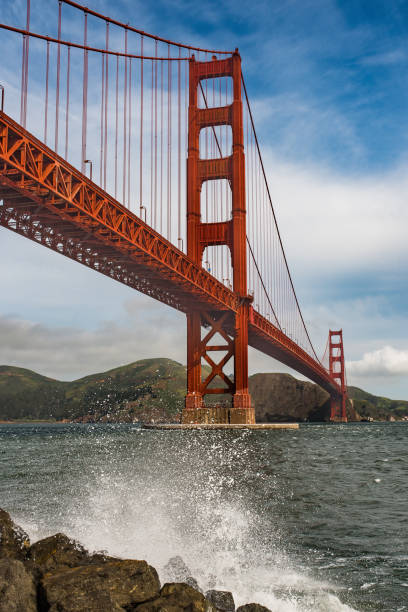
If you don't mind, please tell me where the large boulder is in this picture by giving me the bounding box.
[30,533,88,571]
[29,532,92,573]
[236,605,271,612]
[0,558,37,612]
[206,589,235,611]
[41,559,160,611]
[136,582,214,611]
[0,509,30,561]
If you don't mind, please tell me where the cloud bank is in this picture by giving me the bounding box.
[0,298,187,380]
[347,346,408,377]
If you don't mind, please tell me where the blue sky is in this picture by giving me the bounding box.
[1,0,408,399]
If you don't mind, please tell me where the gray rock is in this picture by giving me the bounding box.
[136,582,215,611]
[207,573,217,589]
[236,605,272,612]
[206,589,235,611]
[163,555,202,593]
[186,575,201,591]
[0,509,30,561]
[0,558,37,612]
[41,559,160,611]
[163,555,192,581]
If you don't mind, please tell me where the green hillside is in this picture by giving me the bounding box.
[347,385,408,421]
[0,365,58,395]
[0,359,186,423]
[1,360,407,423]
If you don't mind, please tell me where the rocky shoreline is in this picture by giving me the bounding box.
[0,509,270,612]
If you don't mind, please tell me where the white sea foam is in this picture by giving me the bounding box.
[19,436,359,612]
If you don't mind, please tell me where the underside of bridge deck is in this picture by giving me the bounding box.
[0,110,343,417]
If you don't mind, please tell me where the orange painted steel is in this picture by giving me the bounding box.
[184,53,254,423]
[0,111,239,314]
[249,311,343,396]
[0,109,343,413]
[0,23,194,61]
[329,330,347,422]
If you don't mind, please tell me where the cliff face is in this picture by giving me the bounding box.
[249,373,330,422]
[249,373,360,422]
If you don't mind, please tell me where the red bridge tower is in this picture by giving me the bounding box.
[329,329,347,422]
[182,52,255,424]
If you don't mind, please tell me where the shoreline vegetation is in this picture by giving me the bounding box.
[1,359,408,424]
[1,419,407,426]
[0,508,269,612]
[0,419,69,424]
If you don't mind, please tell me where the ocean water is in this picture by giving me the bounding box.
[0,422,407,611]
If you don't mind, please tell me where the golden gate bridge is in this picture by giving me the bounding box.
[0,0,347,423]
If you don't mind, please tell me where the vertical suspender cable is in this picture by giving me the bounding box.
[139,35,144,213]
[99,52,105,184]
[211,71,217,272]
[263,179,267,315]
[167,44,171,240]
[205,57,208,223]
[185,56,189,250]
[114,54,118,198]
[250,117,254,293]
[245,102,250,293]
[20,0,30,128]
[123,28,128,206]
[160,59,163,233]
[55,1,62,153]
[268,188,271,319]
[154,41,158,228]
[104,22,109,190]
[219,76,223,280]
[225,76,229,278]
[150,58,154,226]
[177,47,181,250]
[242,74,320,359]
[20,34,26,123]
[128,58,132,208]
[44,41,50,144]
[64,45,70,160]
[81,11,88,175]
[24,0,31,127]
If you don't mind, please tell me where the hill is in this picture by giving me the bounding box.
[0,359,186,423]
[0,365,58,395]
[0,360,407,422]
[347,385,408,421]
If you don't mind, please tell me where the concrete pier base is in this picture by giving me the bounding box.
[143,423,299,430]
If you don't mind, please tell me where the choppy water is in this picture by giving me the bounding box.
[0,422,407,611]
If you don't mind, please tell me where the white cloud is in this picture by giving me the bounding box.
[347,346,408,377]
[260,150,408,276]
[251,92,365,161]
[0,297,186,380]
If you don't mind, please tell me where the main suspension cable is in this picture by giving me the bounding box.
[60,0,233,55]
[241,72,321,363]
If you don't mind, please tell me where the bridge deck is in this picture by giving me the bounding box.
[0,111,340,397]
